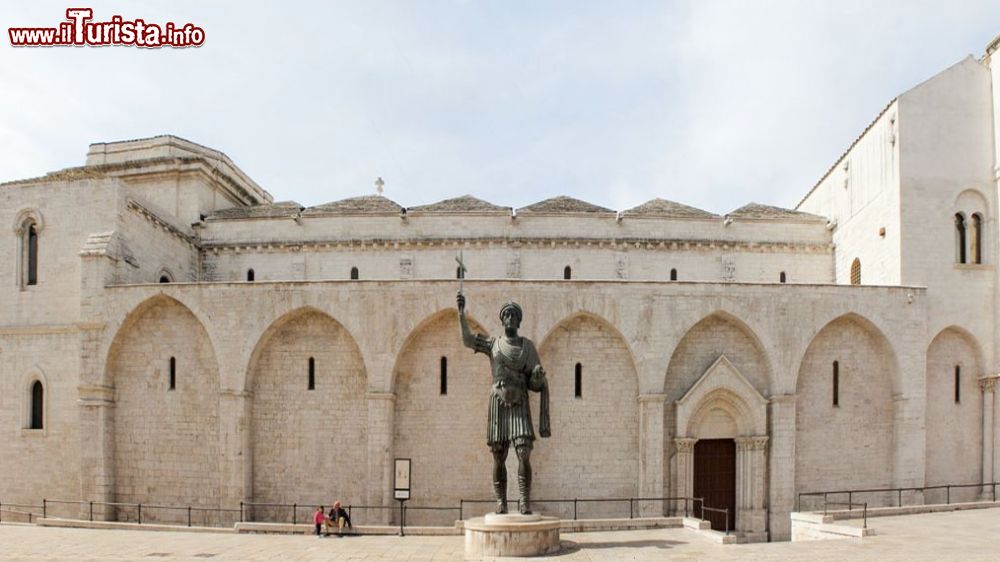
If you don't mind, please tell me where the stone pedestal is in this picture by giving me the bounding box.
[464,513,561,558]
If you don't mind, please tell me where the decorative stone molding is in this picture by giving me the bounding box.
[203,236,834,256]
[78,384,115,406]
[751,436,769,450]
[980,376,999,393]
[126,199,199,247]
[638,393,667,404]
[367,392,397,402]
[12,207,44,235]
[674,437,698,453]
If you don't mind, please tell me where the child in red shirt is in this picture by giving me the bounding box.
[313,506,325,537]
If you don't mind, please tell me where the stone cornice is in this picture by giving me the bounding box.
[202,237,832,255]
[126,199,200,248]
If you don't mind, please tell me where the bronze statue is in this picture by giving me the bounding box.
[458,292,550,515]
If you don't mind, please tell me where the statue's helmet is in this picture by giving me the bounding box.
[499,302,523,323]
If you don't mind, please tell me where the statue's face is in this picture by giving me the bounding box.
[501,310,521,331]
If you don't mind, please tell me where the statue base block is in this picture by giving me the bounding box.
[464,514,561,558]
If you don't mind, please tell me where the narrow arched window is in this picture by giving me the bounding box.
[26,222,39,286]
[169,357,176,390]
[440,357,448,395]
[779,271,786,283]
[832,361,839,407]
[574,363,583,398]
[350,267,359,280]
[850,259,861,285]
[972,213,983,264]
[247,269,255,282]
[954,365,961,403]
[670,268,677,281]
[308,357,315,390]
[159,275,170,283]
[955,213,967,264]
[30,380,43,429]
[564,266,572,280]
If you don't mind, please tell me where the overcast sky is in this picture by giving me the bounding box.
[2,1,999,213]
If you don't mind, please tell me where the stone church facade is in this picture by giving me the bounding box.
[4,42,1000,542]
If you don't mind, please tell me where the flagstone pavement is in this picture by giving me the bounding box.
[0,508,997,561]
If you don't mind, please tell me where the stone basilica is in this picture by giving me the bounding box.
[4,42,1000,542]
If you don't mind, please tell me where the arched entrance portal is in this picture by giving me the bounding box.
[673,356,768,539]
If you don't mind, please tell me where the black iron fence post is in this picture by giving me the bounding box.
[459,500,464,521]
[573,499,578,520]
[292,503,297,525]
[946,486,950,505]
[239,501,244,523]
[187,506,192,527]
[138,503,142,525]
[629,498,634,519]
[43,499,47,519]
[89,501,94,522]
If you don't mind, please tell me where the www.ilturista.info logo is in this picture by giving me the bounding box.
[9,8,205,48]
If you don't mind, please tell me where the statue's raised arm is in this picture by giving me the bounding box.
[457,292,493,354]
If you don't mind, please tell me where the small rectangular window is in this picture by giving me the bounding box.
[574,363,582,398]
[308,357,316,390]
[832,361,839,407]
[440,357,448,395]
[169,357,176,390]
[954,365,961,403]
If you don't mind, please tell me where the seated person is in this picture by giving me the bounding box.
[325,500,353,536]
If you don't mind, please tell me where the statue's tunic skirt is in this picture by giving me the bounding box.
[487,392,535,447]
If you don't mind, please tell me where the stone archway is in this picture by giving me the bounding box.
[673,356,768,540]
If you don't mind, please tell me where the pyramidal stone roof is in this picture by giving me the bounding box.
[727,202,825,221]
[623,198,718,219]
[302,195,404,216]
[207,201,303,220]
[407,194,510,214]
[517,196,614,214]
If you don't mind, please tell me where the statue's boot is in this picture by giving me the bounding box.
[518,475,532,515]
[494,481,508,514]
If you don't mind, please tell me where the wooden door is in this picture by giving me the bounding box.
[693,439,736,532]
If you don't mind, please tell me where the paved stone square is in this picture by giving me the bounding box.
[1,509,999,561]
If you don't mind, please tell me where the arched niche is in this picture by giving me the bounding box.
[795,313,897,497]
[534,312,640,518]
[391,309,492,523]
[106,295,221,523]
[247,308,367,516]
[925,327,983,499]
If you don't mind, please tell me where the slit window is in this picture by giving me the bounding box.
[247,269,255,282]
[20,220,40,287]
[308,357,315,390]
[440,357,448,395]
[169,357,176,390]
[350,267,359,280]
[564,266,572,280]
[779,271,786,283]
[972,213,983,264]
[574,363,582,398]
[832,361,839,406]
[30,380,43,430]
[956,213,967,264]
[670,268,677,281]
[954,365,961,403]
